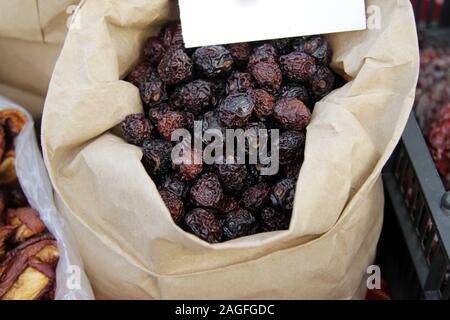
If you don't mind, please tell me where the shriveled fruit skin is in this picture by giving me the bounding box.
[175,149,203,181]
[139,73,167,108]
[121,114,152,147]
[226,43,252,68]
[279,131,306,165]
[142,139,173,179]
[240,183,270,211]
[216,196,239,216]
[155,111,189,141]
[222,208,258,240]
[126,62,153,87]
[190,173,223,208]
[279,52,317,82]
[184,208,223,243]
[260,207,291,232]
[279,84,311,106]
[310,65,335,99]
[158,48,193,85]
[250,61,282,94]
[249,89,275,120]
[216,164,247,193]
[161,22,184,48]
[293,36,333,66]
[270,178,296,211]
[160,174,189,199]
[226,72,254,95]
[274,97,311,131]
[171,80,215,113]
[193,46,234,78]
[248,44,279,68]
[218,93,254,128]
[143,37,166,65]
[159,190,185,223]
[202,111,226,144]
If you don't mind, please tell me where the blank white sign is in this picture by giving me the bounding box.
[179,0,367,48]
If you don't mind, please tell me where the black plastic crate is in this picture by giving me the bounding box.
[378,0,450,300]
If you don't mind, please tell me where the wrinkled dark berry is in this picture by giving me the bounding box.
[279,131,306,165]
[249,44,279,68]
[139,73,167,107]
[121,114,153,146]
[158,48,193,85]
[156,111,190,141]
[270,178,296,211]
[160,174,189,199]
[171,80,215,113]
[184,208,222,243]
[274,97,311,131]
[293,36,333,66]
[143,37,166,65]
[175,148,203,181]
[240,183,270,211]
[193,46,234,78]
[249,89,275,120]
[126,61,153,87]
[251,61,282,94]
[216,163,247,193]
[226,72,254,94]
[217,196,239,216]
[142,139,173,178]
[161,22,184,48]
[148,103,173,124]
[279,84,311,106]
[223,208,258,240]
[159,190,185,223]
[310,65,335,99]
[202,111,226,144]
[260,207,291,232]
[218,93,254,127]
[283,162,302,179]
[190,173,223,208]
[279,52,317,82]
[271,38,293,54]
[226,43,252,68]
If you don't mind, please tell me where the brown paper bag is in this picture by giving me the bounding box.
[42,0,419,299]
[0,0,80,119]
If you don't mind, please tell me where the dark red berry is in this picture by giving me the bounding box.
[218,93,254,127]
[126,61,153,87]
[279,84,311,106]
[217,196,239,216]
[139,73,167,107]
[142,139,173,178]
[274,97,311,131]
[216,164,247,193]
[190,173,223,208]
[143,37,166,65]
[310,65,335,99]
[160,174,189,199]
[249,44,279,68]
[121,114,152,146]
[279,131,306,165]
[184,208,223,243]
[158,48,193,85]
[156,111,190,141]
[175,148,203,181]
[193,46,234,78]
[249,89,275,120]
[223,208,258,240]
[279,52,317,82]
[160,190,185,223]
[251,61,282,94]
[226,43,252,67]
[225,72,254,95]
[161,22,184,48]
[240,183,270,211]
[293,36,333,65]
[171,80,215,113]
[270,178,296,211]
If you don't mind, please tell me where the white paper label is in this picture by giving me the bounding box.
[179,0,367,48]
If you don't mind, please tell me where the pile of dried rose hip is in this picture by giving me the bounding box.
[0,109,59,300]
[121,22,340,243]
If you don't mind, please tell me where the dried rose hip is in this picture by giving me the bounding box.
[159,190,185,223]
[270,178,296,211]
[121,114,152,146]
[222,208,258,240]
[175,148,203,181]
[156,111,189,141]
[226,43,252,68]
[184,208,222,243]
[225,72,254,95]
[160,174,189,199]
[279,52,317,82]
[249,89,275,120]
[293,36,333,66]
[126,61,153,87]
[240,183,270,211]
[249,44,279,68]
[271,38,293,54]
[171,80,215,113]
[202,111,226,144]
[158,48,193,85]
[161,22,184,48]
[250,61,282,94]
[216,163,247,193]
[260,207,291,232]
[279,84,311,106]
[310,65,335,99]
[274,97,311,131]
[190,173,223,208]
[142,139,173,178]
[193,46,234,78]
[218,93,254,127]
[139,73,167,107]
[143,37,166,65]
[148,103,173,124]
[279,131,306,165]
[217,196,239,216]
